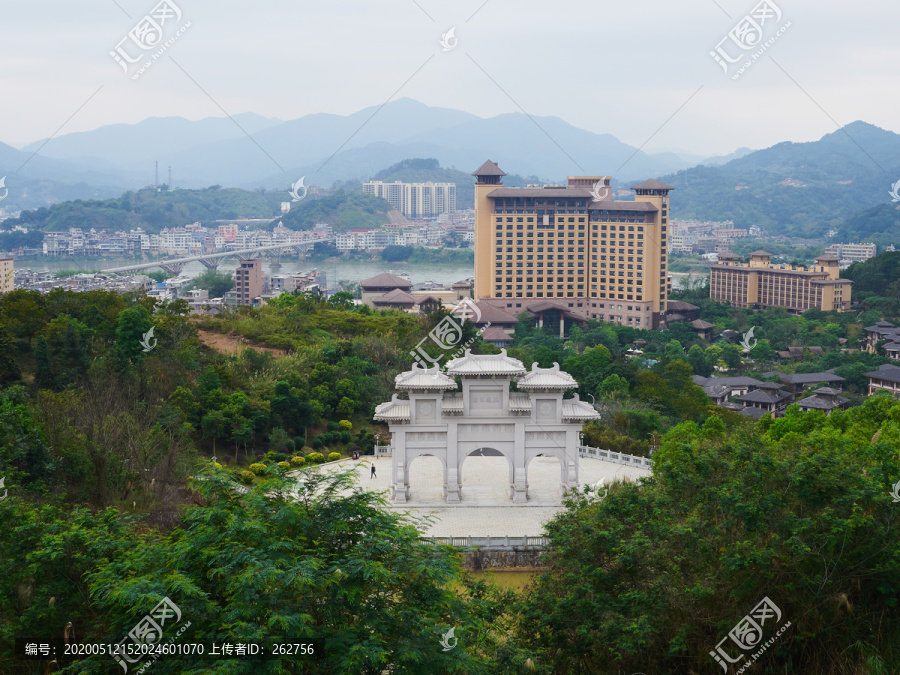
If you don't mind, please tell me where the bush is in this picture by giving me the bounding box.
[284,440,295,453]
[249,463,267,475]
[327,422,339,432]
[307,452,325,464]
[327,452,341,462]
[278,461,290,470]
[290,456,305,466]
[311,438,323,450]
[239,470,254,484]
[340,431,351,444]
[294,436,305,448]
[339,420,352,431]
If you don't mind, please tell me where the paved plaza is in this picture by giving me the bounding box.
[311,455,650,538]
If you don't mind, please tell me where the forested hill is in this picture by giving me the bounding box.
[834,202,900,248]
[842,250,900,295]
[659,121,900,237]
[2,186,286,234]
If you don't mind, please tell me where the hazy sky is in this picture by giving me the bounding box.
[2,0,898,157]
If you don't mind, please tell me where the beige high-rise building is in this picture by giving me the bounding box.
[235,259,263,305]
[0,258,13,294]
[473,160,672,328]
[709,251,852,312]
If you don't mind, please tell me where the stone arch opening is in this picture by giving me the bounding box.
[459,448,513,502]
[526,453,567,501]
[406,453,444,503]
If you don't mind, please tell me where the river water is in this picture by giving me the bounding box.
[26,256,699,291]
[25,256,475,289]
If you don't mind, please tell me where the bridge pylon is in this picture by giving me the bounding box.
[159,262,187,276]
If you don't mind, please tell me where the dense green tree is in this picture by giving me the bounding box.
[517,397,900,673]
[687,344,713,377]
[599,374,630,400]
[115,305,154,362]
[33,336,54,389]
[0,322,20,383]
[721,342,743,370]
[748,338,777,363]
[0,289,46,344]
[79,469,522,674]
[201,410,228,455]
[191,269,234,298]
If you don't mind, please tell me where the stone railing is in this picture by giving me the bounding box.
[374,445,393,457]
[578,445,652,471]
[422,535,551,549]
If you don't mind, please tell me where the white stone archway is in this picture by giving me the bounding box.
[374,350,600,503]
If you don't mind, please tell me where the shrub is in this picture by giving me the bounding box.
[249,463,267,475]
[340,431,351,444]
[327,452,341,462]
[327,422,339,432]
[271,452,288,462]
[264,451,277,460]
[294,436,305,448]
[307,452,325,464]
[311,438,323,450]
[284,440,295,453]
[290,456,305,466]
[239,470,254,484]
[278,461,290,470]
[213,462,222,469]
[339,420,352,431]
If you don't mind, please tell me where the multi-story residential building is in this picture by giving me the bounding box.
[824,242,877,264]
[865,363,900,396]
[218,224,238,243]
[0,258,13,294]
[363,181,456,218]
[709,251,852,312]
[712,228,748,239]
[472,160,672,328]
[235,259,263,305]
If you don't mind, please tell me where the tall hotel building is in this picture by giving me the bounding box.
[473,160,672,329]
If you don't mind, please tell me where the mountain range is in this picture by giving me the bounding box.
[2,100,899,244]
[1,99,744,211]
[659,121,900,237]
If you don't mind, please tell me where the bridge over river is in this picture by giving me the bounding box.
[101,238,332,276]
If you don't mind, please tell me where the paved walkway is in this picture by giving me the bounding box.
[308,455,649,538]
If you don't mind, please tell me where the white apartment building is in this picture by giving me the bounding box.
[824,242,877,264]
[363,181,456,218]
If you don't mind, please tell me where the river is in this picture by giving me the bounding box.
[24,256,701,291]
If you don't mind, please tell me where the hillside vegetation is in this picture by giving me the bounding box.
[659,122,900,239]
[3,186,284,234]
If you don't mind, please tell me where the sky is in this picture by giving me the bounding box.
[2,0,898,157]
